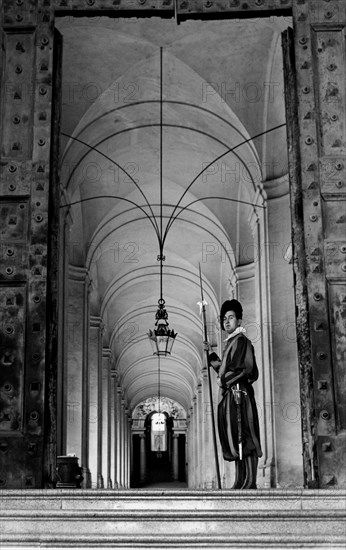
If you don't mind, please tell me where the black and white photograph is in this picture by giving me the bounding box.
[0,0,345,548]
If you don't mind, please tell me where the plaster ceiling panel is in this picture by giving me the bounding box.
[118,341,199,385]
[118,354,197,412]
[68,133,257,209]
[165,20,289,165]
[56,23,157,147]
[261,37,288,181]
[101,264,218,332]
[86,199,233,310]
[62,103,258,199]
[68,49,253,132]
[58,16,289,175]
[61,49,258,161]
[108,303,205,376]
[103,284,218,362]
[63,137,259,273]
[61,44,263,265]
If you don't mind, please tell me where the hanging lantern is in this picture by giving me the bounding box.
[147,298,177,356]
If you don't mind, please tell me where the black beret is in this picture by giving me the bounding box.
[220,299,243,330]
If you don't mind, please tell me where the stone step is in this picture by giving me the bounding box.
[0,489,345,549]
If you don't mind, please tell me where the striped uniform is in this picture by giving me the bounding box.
[209,333,262,489]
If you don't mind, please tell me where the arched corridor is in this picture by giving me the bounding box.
[56,14,303,490]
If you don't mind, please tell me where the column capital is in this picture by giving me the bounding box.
[202,369,209,381]
[248,188,265,234]
[90,315,104,331]
[68,264,89,283]
[248,208,260,235]
[102,347,112,359]
[228,268,238,292]
[139,433,146,439]
[262,173,289,200]
[235,263,255,282]
[283,242,293,264]
[61,187,74,227]
[172,433,179,439]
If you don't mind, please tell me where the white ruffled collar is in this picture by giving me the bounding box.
[224,326,247,342]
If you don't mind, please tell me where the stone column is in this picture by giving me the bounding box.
[197,383,204,488]
[66,265,91,487]
[139,433,146,484]
[102,349,112,488]
[57,215,72,456]
[263,176,302,488]
[124,408,129,488]
[109,370,116,489]
[172,433,179,481]
[186,413,192,488]
[130,424,134,487]
[249,199,276,487]
[88,315,103,488]
[185,432,188,484]
[202,369,214,489]
[128,415,132,488]
[121,399,126,487]
[232,263,257,490]
[116,386,122,487]
[192,396,198,488]
[188,408,193,488]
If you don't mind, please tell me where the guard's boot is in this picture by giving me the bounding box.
[231,459,245,489]
[241,452,258,489]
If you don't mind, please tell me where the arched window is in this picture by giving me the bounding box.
[150,412,167,453]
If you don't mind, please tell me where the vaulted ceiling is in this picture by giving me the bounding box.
[57,15,290,414]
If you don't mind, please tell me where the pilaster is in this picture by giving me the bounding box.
[196,383,204,488]
[109,369,117,489]
[124,408,129,488]
[139,433,146,485]
[192,396,198,488]
[66,265,91,486]
[249,196,276,488]
[115,386,122,487]
[263,174,303,487]
[121,398,126,487]
[172,434,179,481]
[102,348,112,488]
[186,411,192,488]
[88,315,104,488]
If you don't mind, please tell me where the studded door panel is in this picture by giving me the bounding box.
[285,0,346,487]
[0,0,55,488]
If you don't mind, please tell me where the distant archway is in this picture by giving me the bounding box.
[131,397,187,488]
